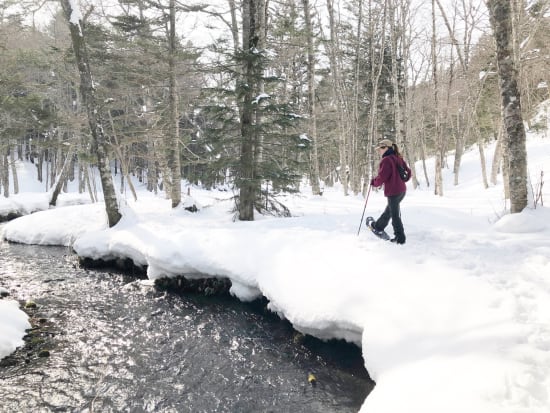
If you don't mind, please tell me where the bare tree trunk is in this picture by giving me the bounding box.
[436,0,484,187]
[78,163,85,194]
[502,137,510,201]
[303,0,321,195]
[365,0,388,195]
[396,0,416,188]
[37,151,43,182]
[85,165,96,203]
[1,151,8,197]
[350,0,364,194]
[49,150,55,189]
[477,136,489,189]
[420,108,430,187]
[490,126,503,185]
[238,0,264,220]
[227,0,240,50]
[254,0,266,177]
[167,0,181,208]
[9,147,18,194]
[432,0,444,196]
[326,0,349,196]
[60,0,121,227]
[49,148,74,206]
[487,0,528,213]
[389,0,405,146]
[108,111,138,202]
[432,0,460,162]
[147,145,159,194]
[45,155,50,190]
[407,85,420,188]
[453,119,465,186]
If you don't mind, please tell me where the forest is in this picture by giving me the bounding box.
[0,0,547,223]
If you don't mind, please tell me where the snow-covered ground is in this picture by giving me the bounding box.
[1,133,549,413]
[0,297,31,360]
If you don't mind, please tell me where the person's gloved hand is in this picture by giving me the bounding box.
[370,178,375,186]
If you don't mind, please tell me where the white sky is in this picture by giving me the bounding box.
[5,0,489,67]
[2,101,550,412]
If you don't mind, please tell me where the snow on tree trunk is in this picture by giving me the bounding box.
[60,0,121,227]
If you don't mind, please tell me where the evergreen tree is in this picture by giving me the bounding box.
[198,0,307,218]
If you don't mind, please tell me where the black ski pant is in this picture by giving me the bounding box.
[374,192,406,243]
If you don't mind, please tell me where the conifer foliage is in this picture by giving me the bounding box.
[0,0,546,217]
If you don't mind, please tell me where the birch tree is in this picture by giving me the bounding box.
[432,0,444,196]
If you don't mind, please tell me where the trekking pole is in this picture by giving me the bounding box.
[357,183,372,236]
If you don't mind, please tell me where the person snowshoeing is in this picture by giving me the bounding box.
[369,139,411,244]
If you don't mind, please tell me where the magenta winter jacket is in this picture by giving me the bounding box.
[372,150,411,196]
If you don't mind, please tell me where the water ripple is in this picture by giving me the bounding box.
[0,241,372,412]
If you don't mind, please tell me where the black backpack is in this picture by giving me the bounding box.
[396,159,409,181]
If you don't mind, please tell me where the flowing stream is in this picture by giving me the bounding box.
[0,238,373,412]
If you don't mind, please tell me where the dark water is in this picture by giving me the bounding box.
[0,239,373,412]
